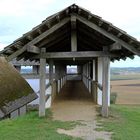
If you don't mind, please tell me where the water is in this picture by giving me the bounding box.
[26,79,51,108]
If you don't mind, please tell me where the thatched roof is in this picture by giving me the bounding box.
[0,4,140,63]
[0,57,38,118]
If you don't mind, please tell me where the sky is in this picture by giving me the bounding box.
[0,0,140,67]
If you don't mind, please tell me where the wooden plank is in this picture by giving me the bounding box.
[35,51,118,59]
[76,15,140,56]
[102,56,110,117]
[39,48,46,117]
[27,45,40,54]
[7,18,70,61]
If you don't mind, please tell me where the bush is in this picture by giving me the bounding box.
[110,92,117,104]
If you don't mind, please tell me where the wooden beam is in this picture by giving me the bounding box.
[34,51,118,59]
[71,15,77,51]
[39,48,46,117]
[76,15,140,56]
[110,42,122,51]
[7,17,70,61]
[27,45,40,54]
[102,56,110,117]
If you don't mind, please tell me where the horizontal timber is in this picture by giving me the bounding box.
[34,51,118,59]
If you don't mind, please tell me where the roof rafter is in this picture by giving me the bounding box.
[6,17,70,61]
[76,15,140,56]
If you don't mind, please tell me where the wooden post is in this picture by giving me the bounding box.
[71,15,77,52]
[49,59,53,84]
[33,65,39,74]
[97,57,103,105]
[102,56,110,117]
[92,60,97,102]
[39,48,46,117]
[55,64,60,94]
[91,81,97,102]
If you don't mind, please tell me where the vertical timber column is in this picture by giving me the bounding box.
[77,65,82,80]
[39,48,46,117]
[86,63,89,88]
[88,62,91,91]
[33,65,39,74]
[55,64,60,93]
[63,65,67,84]
[102,56,110,117]
[92,60,96,81]
[49,59,53,84]
[97,57,103,105]
[71,15,77,52]
[92,59,97,103]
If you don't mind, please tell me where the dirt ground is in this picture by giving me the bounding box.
[52,81,112,140]
[111,79,140,104]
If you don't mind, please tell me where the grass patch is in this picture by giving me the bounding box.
[97,105,140,140]
[0,109,82,140]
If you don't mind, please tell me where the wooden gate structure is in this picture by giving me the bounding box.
[0,4,140,117]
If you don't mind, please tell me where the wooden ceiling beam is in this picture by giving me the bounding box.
[27,45,40,54]
[34,51,118,59]
[110,42,122,51]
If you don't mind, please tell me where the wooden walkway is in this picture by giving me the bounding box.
[55,80,93,101]
[52,80,96,121]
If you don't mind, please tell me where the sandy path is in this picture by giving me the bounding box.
[52,80,96,121]
[51,80,111,140]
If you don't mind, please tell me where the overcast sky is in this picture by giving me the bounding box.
[0,0,140,67]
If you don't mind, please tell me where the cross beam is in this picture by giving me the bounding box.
[33,51,118,59]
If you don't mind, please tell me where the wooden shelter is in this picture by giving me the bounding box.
[0,4,140,117]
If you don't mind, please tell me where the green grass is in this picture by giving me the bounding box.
[97,105,140,140]
[0,109,82,140]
